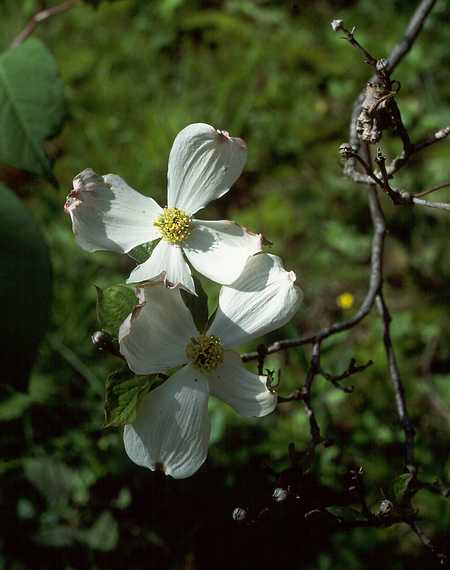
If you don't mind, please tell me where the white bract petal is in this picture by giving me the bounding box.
[123,365,210,479]
[167,123,247,215]
[119,283,198,374]
[127,239,195,294]
[208,254,302,348]
[208,351,277,417]
[183,220,262,285]
[65,169,162,253]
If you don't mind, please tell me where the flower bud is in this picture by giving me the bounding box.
[232,507,247,521]
[272,488,288,502]
[91,330,113,351]
[339,143,353,159]
[376,58,388,73]
[331,19,344,32]
[400,191,411,202]
[378,499,393,515]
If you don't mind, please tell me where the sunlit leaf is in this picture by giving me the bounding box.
[0,39,64,183]
[96,284,138,337]
[104,367,162,428]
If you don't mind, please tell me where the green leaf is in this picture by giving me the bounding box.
[0,184,52,389]
[128,239,160,264]
[181,276,209,332]
[0,39,65,183]
[36,524,79,548]
[96,284,138,337]
[393,473,414,503]
[81,511,119,552]
[0,392,31,421]
[104,367,161,428]
[326,506,367,522]
[23,458,79,508]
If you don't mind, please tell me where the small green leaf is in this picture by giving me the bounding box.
[0,392,31,421]
[23,458,78,508]
[81,511,119,552]
[104,368,161,428]
[128,239,159,264]
[36,524,79,548]
[181,276,209,332]
[0,39,65,183]
[393,473,414,503]
[96,285,138,336]
[326,506,367,522]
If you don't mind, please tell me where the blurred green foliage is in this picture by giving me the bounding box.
[0,0,449,568]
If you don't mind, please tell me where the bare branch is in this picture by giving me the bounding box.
[388,126,450,176]
[10,0,81,49]
[408,520,448,566]
[302,343,322,445]
[375,293,416,473]
[332,21,379,71]
[386,0,438,74]
[320,358,373,392]
[412,197,450,211]
[416,479,450,499]
[414,180,450,198]
[242,187,386,363]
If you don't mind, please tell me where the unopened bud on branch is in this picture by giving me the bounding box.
[378,499,393,515]
[92,330,113,351]
[331,19,344,32]
[339,143,353,159]
[272,488,289,502]
[376,58,388,73]
[232,507,247,521]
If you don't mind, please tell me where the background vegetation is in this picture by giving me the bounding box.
[1,0,449,568]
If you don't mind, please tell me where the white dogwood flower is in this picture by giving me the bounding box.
[65,123,262,294]
[119,254,302,479]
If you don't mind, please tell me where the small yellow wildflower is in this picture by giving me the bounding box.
[337,292,354,310]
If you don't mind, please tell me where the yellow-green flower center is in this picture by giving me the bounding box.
[186,335,224,372]
[154,207,192,244]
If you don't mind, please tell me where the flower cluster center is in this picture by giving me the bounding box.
[185,335,224,372]
[154,207,192,244]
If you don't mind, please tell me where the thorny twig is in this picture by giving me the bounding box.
[10,0,81,49]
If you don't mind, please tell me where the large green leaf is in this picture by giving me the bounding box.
[0,184,52,389]
[0,39,65,183]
